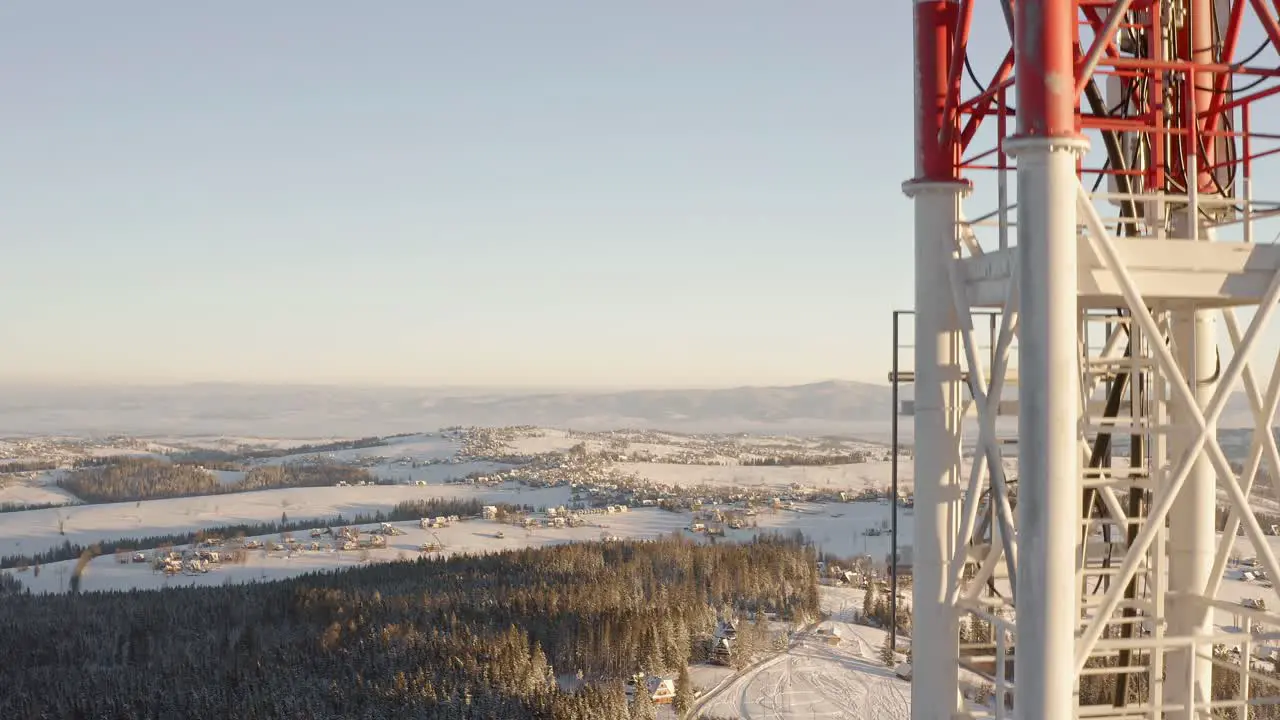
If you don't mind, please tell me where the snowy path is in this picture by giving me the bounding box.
[697,624,910,719]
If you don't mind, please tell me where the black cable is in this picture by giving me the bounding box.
[963,53,1016,114]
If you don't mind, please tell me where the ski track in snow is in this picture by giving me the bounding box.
[711,637,908,719]
[702,591,911,719]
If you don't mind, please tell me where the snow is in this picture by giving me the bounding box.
[256,433,458,466]
[614,455,1015,496]
[367,460,514,484]
[0,483,571,558]
[620,461,889,493]
[210,470,247,486]
[696,586,912,719]
[0,472,916,563]
[0,470,78,508]
[0,490,918,599]
[9,510,695,595]
[147,435,344,451]
[0,480,78,508]
[506,429,587,455]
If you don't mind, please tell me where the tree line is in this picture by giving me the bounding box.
[740,451,869,466]
[58,456,374,503]
[168,435,394,464]
[0,459,59,473]
[0,534,819,719]
[0,501,70,515]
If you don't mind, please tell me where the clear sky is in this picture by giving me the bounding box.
[1,2,925,389]
[3,2,923,389]
[17,3,1273,392]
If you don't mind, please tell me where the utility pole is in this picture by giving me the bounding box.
[890,309,902,652]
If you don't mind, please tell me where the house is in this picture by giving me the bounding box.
[627,675,677,703]
[646,677,676,704]
[711,637,733,665]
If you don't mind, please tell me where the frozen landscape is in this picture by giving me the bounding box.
[0,393,935,719]
[3,385,1279,719]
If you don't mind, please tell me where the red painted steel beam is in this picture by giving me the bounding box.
[938,0,975,157]
[1206,80,1280,117]
[1015,0,1080,138]
[1204,0,1248,136]
[1181,0,1217,191]
[914,0,961,180]
[1251,0,1280,58]
[958,51,1015,150]
[1079,5,1124,65]
[1075,1,1134,97]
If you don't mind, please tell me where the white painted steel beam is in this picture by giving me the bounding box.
[956,238,1280,309]
[1164,261,1217,717]
[1008,135,1088,720]
[905,179,966,719]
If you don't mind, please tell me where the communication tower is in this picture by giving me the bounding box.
[907,0,1280,717]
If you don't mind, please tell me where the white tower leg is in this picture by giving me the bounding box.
[1166,216,1217,718]
[904,179,966,720]
[1006,135,1088,720]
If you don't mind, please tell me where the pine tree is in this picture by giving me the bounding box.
[674,666,694,717]
[862,582,876,622]
[630,681,656,720]
[873,593,888,627]
[879,632,896,667]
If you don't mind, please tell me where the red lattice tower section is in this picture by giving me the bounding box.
[914,0,1280,198]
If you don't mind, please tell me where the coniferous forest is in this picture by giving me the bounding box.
[0,534,819,719]
[59,456,373,503]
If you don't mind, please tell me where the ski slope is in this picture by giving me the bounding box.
[697,588,911,719]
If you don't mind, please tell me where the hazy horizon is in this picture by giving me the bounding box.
[0,377,882,392]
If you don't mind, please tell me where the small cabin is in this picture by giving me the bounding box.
[646,677,676,704]
[711,637,733,665]
[627,675,677,704]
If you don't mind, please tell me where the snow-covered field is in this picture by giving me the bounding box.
[1,491,912,594]
[0,471,76,507]
[0,482,569,558]
[9,510,696,594]
[0,482,910,567]
[615,455,1015,495]
[697,586,911,719]
[257,433,458,465]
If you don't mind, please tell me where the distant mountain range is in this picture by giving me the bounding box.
[0,380,1262,440]
[0,380,895,439]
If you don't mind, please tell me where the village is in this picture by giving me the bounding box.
[35,489,916,602]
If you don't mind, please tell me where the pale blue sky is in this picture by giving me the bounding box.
[2,2,924,388]
[0,2,928,388]
[8,3,1273,391]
